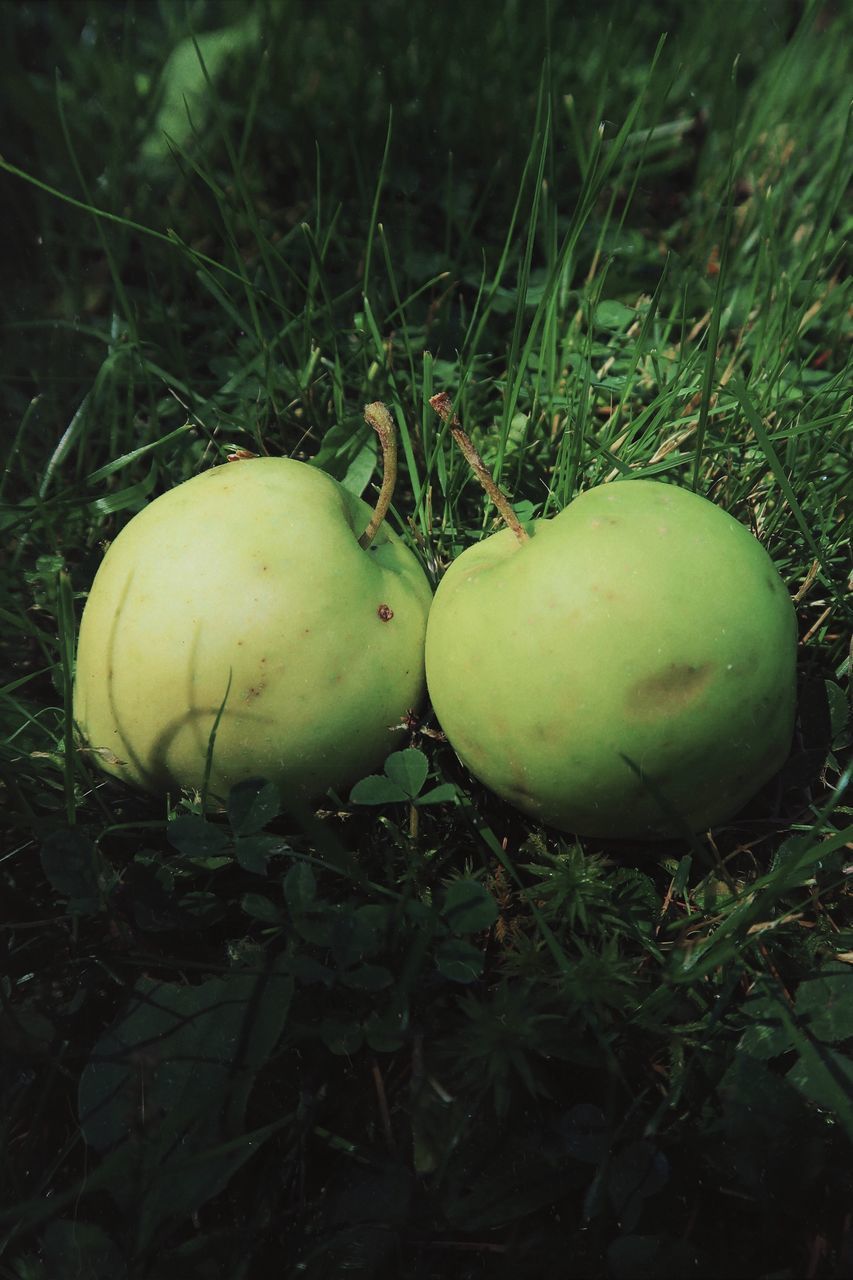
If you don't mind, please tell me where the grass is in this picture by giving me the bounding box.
[1,1,851,1277]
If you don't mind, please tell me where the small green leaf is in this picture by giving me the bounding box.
[321,1017,364,1055]
[441,878,499,934]
[0,1008,56,1057]
[341,437,378,496]
[719,1049,810,1138]
[415,782,459,806]
[349,774,409,805]
[795,966,853,1043]
[291,907,338,947]
[42,1220,127,1280]
[511,499,539,523]
[608,1141,669,1232]
[738,1000,793,1060]
[607,1234,699,1280]
[786,1045,853,1119]
[443,1148,584,1230]
[285,955,334,986]
[311,414,372,481]
[193,855,233,871]
[405,899,434,924]
[351,904,391,958]
[227,778,280,835]
[826,680,851,746]
[333,909,392,969]
[364,1009,408,1053]
[435,937,484,983]
[234,834,289,875]
[341,964,394,992]
[283,863,316,914]
[167,815,231,858]
[770,833,814,873]
[672,855,693,896]
[240,893,283,923]
[611,868,658,936]
[330,912,359,969]
[560,1103,608,1163]
[327,1164,413,1227]
[594,299,636,329]
[737,975,795,1060]
[383,748,428,798]
[40,829,101,904]
[77,964,293,1246]
[78,966,293,1151]
[180,891,227,926]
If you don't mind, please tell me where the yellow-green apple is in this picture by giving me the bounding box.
[74,406,433,803]
[425,478,797,838]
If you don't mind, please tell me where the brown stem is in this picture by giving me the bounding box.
[371,1058,396,1153]
[358,401,398,548]
[429,392,529,544]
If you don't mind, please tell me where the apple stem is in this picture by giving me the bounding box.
[358,401,399,548]
[429,392,529,544]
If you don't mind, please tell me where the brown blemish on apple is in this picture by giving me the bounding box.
[629,661,714,716]
[244,682,266,702]
[377,604,394,621]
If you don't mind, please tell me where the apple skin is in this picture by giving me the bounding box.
[74,458,433,803]
[425,479,797,838]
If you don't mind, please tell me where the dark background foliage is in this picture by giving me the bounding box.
[0,1,850,1277]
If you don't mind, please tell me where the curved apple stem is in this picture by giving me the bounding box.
[358,401,399,548]
[429,392,529,544]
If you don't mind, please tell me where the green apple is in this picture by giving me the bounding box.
[425,479,797,838]
[74,425,433,804]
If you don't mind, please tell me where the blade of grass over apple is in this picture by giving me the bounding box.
[200,670,233,813]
